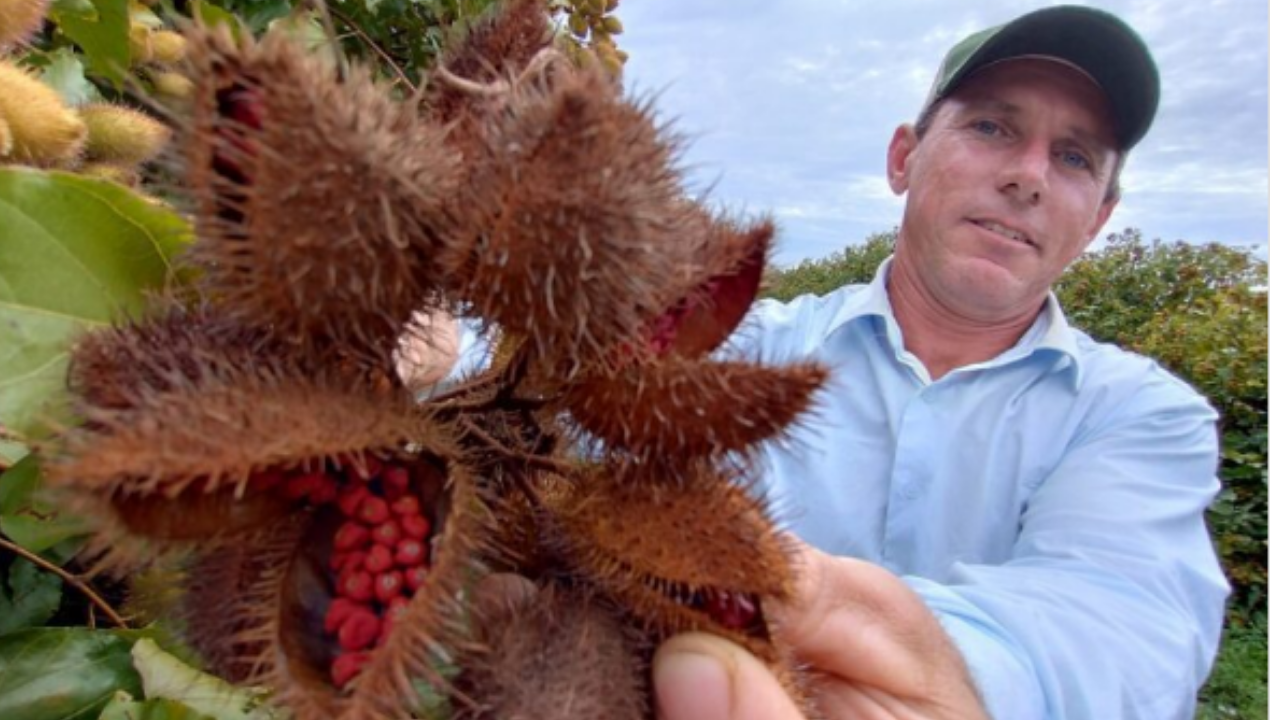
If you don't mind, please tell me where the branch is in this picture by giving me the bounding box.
[328,6,417,93]
[0,538,130,629]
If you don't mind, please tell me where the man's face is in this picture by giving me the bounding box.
[886,58,1121,321]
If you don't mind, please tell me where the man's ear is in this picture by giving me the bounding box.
[887,124,919,195]
[1083,195,1119,249]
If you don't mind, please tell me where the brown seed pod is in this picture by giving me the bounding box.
[446,64,696,377]
[47,362,444,528]
[0,0,49,49]
[180,25,461,365]
[424,0,555,128]
[564,357,828,458]
[544,461,794,654]
[0,59,86,166]
[454,580,647,720]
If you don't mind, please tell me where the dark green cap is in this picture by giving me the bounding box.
[924,5,1160,150]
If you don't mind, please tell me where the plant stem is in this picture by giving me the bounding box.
[0,538,130,629]
[328,6,418,92]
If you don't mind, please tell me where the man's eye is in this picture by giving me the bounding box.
[971,119,1003,136]
[1058,149,1091,170]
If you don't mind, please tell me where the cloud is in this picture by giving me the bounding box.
[619,0,1268,263]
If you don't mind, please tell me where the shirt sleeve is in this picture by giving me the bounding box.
[904,367,1230,720]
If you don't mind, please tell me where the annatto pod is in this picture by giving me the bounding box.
[0,59,86,166]
[49,314,495,719]
[179,24,462,367]
[445,62,700,378]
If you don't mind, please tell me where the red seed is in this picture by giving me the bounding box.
[704,590,758,631]
[331,651,370,688]
[394,539,425,567]
[309,477,339,505]
[330,550,366,573]
[338,609,381,651]
[337,485,371,517]
[282,472,324,501]
[338,571,374,603]
[364,544,394,573]
[390,496,420,516]
[404,565,428,592]
[333,522,370,551]
[375,570,404,603]
[323,598,369,634]
[381,467,409,497]
[357,496,390,525]
[371,520,401,546]
[386,595,410,620]
[400,514,430,540]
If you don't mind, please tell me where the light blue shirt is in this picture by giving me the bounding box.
[726,260,1230,719]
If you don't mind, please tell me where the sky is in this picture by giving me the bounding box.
[614,0,1269,266]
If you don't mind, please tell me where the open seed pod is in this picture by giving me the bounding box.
[179,24,460,366]
[538,459,819,715]
[444,61,698,378]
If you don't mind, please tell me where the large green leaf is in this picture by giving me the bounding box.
[49,0,131,86]
[0,628,142,720]
[0,558,63,636]
[0,455,90,553]
[0,168,191,438]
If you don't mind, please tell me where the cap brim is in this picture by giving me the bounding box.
[939,6,1159,150]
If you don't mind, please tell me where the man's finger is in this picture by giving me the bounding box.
[653,632,806,720]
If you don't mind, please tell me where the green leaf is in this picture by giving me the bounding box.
[39,48,102,107]
[0,168,192,438]
[0,455,90,554]
[131,639,280,720]
[0,628,143,720]
[99,693,217,720]
[190,1,240,36]
[49,0,132,86]
[0,558,63,636]
[0,440,27,465]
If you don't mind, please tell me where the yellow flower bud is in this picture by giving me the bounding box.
[129,23,153,64]
[79,103,170,165]
[600,16,623,35]
[0,60,86,165]
[151,70,192,99]
[149,30,186,65]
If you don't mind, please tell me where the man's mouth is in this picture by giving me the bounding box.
[972,219,1034,247]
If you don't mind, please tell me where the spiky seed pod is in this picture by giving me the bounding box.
[633,209,774,361]
[544,461,793,652]
[565,358,828,458]
[423,0,555,127]
[454,582,646,720]
[80,103,171,165]
[149,29,187,64]
[181,26,462,366]
[449,66,697,377]
[0,0,49,49]
[151,70,193,99]
[0,60,86,166]
[67,302,283,413]
[48,367,441,504]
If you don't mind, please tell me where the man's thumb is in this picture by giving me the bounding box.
[653,633,806,720]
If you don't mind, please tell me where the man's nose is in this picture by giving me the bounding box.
[999,140,1049,205]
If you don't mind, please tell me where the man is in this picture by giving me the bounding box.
[653,6,1229,720]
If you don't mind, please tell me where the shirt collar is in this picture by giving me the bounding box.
[826,256,1085,389]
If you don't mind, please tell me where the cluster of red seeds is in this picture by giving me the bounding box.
[254,457,433,688]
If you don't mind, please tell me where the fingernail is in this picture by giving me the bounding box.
[654,649,732,720]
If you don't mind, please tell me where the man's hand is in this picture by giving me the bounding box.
[654,539,989,720]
